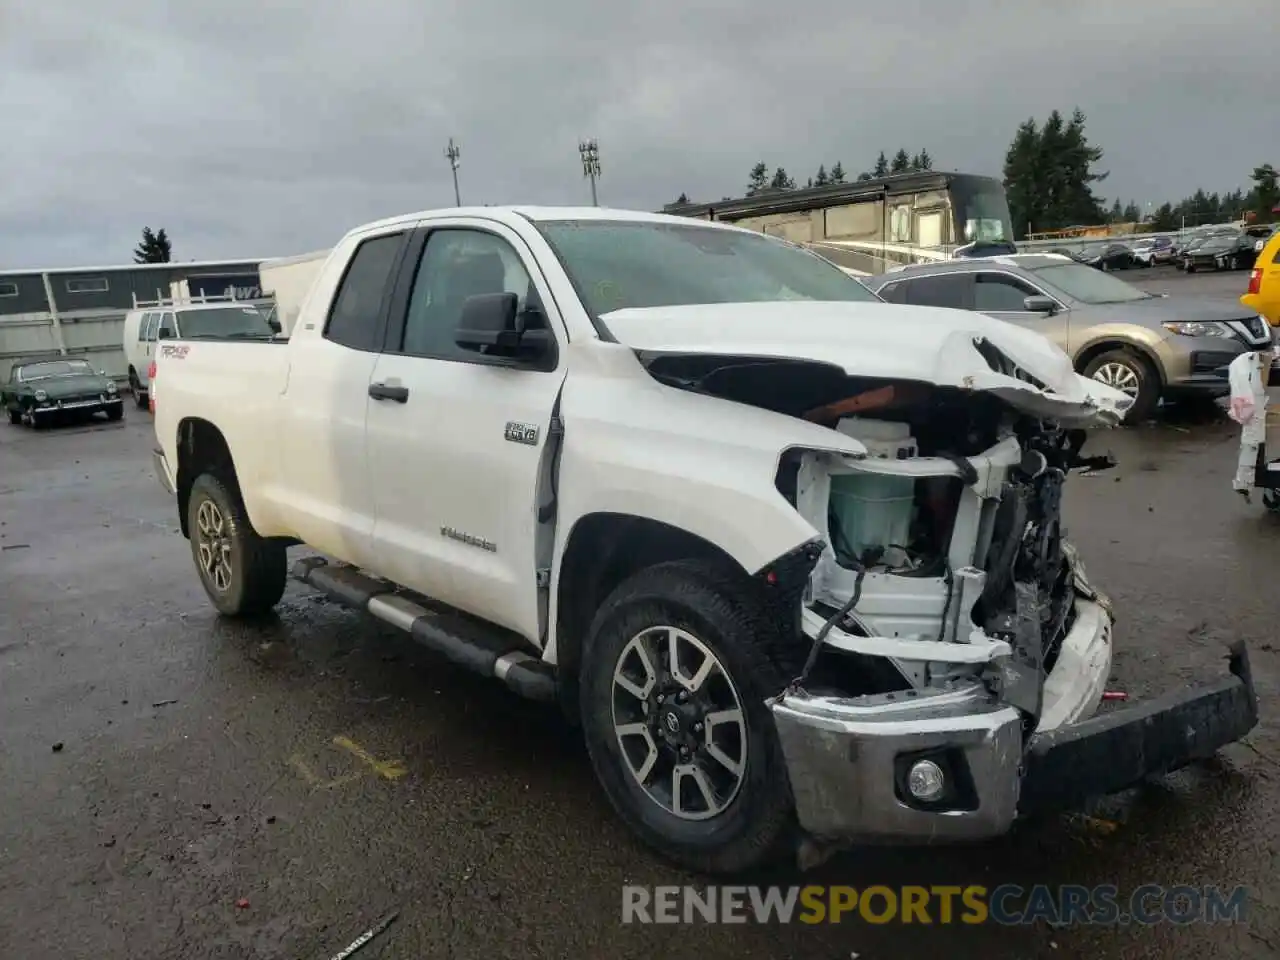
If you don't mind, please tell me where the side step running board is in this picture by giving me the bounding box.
[291,557,557,703]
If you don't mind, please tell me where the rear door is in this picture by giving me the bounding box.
[972,271,1072,352]
[364,217,568,644]
[140,312,159,385]
[273,228,410,567]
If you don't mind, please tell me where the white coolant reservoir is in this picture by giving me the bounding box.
[828,419,917,561]
[834,417,918,460]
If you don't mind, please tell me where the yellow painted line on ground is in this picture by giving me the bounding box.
[288,754,367,792]
[332,735,408,781]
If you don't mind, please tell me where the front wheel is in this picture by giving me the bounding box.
[1083,349,1160,423]
[7,408,19,425]
[106,405,123,422]
[186,473,287,616]
[579,560,797,874]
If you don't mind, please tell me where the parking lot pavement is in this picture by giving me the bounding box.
[1130,265,1253,300]
[1,350,1277,958]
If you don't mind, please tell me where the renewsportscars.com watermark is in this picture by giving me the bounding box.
[621,884,1250,926]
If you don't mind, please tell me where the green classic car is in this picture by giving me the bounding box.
[3,357,124,428]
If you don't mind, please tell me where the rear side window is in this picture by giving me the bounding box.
[1271,239,1280,265]
[143,313,159,342]
[901,274,971,309]
[325,233,406,351]
[136,313,152,342]
[158,312,177,339]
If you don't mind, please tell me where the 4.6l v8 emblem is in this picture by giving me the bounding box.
[504,421,539,445]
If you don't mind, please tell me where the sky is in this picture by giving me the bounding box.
[1,0,1276,268]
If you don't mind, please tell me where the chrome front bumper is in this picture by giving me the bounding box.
[33,396,123,413]
[769,595,1258,843]
[153,447,176,495]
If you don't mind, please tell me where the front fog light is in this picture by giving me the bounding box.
[907,759,946,801]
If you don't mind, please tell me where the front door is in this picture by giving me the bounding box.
[365,220,567,644]
[972,271,1072,353]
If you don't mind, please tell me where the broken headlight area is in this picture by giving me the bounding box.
[773,386,1116,722]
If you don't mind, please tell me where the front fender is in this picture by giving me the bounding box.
[552,356,868,579]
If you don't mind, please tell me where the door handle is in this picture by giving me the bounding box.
[368,382,409,403]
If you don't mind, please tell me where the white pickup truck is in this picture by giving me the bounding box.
[152,206,1258,873]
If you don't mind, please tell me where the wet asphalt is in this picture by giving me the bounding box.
[1,267,1277,960]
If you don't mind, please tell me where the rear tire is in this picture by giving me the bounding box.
[106,405,123,422]
[7,408,19,425]
[578,559,798,875]
[186,472,287,617]
[1083,348,1160,423]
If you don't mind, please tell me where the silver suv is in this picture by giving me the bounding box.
[864,254,1273,420]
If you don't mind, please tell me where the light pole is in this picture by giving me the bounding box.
[579,139,600,206]
[445,137,461,206]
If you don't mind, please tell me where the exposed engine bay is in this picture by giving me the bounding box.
[643,353,1118,719]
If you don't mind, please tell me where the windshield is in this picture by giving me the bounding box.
[1029,262,1153,304]
[533,221,879,316]
[948,177,1015,244]
[177,305,275,339]
[18,359,93,380]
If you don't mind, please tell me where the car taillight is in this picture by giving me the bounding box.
[1247,268,1263,296]
[147,361,157,413]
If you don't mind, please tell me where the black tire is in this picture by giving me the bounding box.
[129,369,148,409]
[1083,348,1159,423]
[186,472,287,617]
[7,408,19,425]
[106,405,123,421]
[579,559,798,875]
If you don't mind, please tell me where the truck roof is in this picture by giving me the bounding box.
[347,205,744,239]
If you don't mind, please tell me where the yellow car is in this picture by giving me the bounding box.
[1242,228,1280,328]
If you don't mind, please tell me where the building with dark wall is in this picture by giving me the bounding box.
[0,259,264,318]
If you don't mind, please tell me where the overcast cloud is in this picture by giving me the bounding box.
[1,0,1275,268]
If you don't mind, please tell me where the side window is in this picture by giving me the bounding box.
[137,313,152,342]
[398,228,541,361]
[158,312,177,339]
[1271,242,1280,265]
[143,313,159,342]
[902,274,972,309]
[876,281,907,304]
[324,232,405,352]
[973,273,1038,312]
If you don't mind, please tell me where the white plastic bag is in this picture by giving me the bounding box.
[1229,351,1270,494]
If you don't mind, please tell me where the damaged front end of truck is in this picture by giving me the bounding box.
[614,305,1260,859]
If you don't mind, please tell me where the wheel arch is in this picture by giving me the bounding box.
[1075,338,1165,388]
[549,512,749,722]
[174,417,240,539]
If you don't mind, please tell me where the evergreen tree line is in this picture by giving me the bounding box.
[1004,108,1278,238]
[670,149,934,205]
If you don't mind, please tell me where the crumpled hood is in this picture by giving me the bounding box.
[32,373,111,400]
[600,301,1132,427]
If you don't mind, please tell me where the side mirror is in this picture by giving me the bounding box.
[1023,295,1057,315]
[267,319,281,333]
[455,292,549,360]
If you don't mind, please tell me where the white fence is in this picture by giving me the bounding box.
[0,308,130,383]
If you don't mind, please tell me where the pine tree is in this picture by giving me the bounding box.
[133,227,172,264]
[814,164,830,186]
[675,192,690,204]
[890,149,911,174]
[872,151,889,177]
[1249,164,1279,222]
[1108,199,1124,223]
[916,148,933,171]
[1122,201,1141,222]
[746,162,769,196]
[1002,118,1041,239]
[829,162,846,183]
[769,167,796,191]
